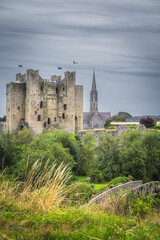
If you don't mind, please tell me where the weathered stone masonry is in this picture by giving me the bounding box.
[6,69,83,134]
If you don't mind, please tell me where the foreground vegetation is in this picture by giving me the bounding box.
[0,128,160,239]
[0,128,160,183]
[0,165,160,240]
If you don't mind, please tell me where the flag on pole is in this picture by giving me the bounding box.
[19,65,23,67]
[58,67,62,70]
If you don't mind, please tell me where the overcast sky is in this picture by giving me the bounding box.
[0,0,160,117]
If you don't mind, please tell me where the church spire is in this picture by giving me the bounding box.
[92,67,97,90]
[90,68,98,112]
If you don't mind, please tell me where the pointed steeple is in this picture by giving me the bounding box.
[90,68,98,112]
[92,67,97,90]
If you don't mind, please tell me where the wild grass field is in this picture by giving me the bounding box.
[0,129,160,239]
[0,163,160,240]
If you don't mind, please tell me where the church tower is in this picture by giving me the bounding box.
[90,69,98,112]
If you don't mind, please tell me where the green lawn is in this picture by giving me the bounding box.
[73,176,108,190]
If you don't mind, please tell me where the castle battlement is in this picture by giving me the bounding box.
[6,69,83,134]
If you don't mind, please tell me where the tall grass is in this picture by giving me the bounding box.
[98,192,127,215]
[0,160,71,212]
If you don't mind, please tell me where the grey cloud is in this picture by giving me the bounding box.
[0,0,160,116]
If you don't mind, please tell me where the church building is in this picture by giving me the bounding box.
[83,70,111,129]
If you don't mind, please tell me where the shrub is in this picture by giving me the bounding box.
[140,116,156,128]
[153,125,160,130]
[0,131,20,170]
[66,182,93,205]
[89,170,104,183]
[107,176,133,188]
[128,125,136,129]
[107,126,116,130]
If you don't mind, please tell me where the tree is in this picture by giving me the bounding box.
[104,113,132,128]
[140,116,156,128]
[119,131,146,180]
[78,131,96,175]
[15,130,77,179]
[96,133,120,181]
[0,131,19,170]
[0,115,6,122]
[142,130,160,180]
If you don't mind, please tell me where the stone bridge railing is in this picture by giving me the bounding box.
[132,181,159,197]
[88,181,142,205]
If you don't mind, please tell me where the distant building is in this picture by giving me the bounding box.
[83,70,111,129]
[6,69,83,134]
[126,115,160,122]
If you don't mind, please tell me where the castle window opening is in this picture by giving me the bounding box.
[48,118,51,124]
[54,117,56,122]
[40,101,43,108]
[37,115,41,121]
[18,106,20,110]
[56,87,59,94]
[44,122,46,128]
[40,85,43,91]
[64,104,67,110]
[62,113,65,119]
[35,111,37,115]
[75,116,77,120]
[63,87,65,91]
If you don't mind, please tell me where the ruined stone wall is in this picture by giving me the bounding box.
[6,69,83,135]
[25,70,43,134]
[75,85,83,132]
[6,82,26,132]
[61,72,76,134]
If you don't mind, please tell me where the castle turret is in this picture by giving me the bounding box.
[90,69,98,112]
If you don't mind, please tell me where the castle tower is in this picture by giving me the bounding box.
[90,69,98,112]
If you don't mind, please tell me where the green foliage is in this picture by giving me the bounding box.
[0,187,160,240]
[15,130,76,179]
[107,126,116,129]
[120,131,147,180]
[78,131,96,175]
[66,182,93,205]
[0,131,20,170]
[128,125,136,129]
[107,176,133,188]
[104,113,131,128]
[0,115,6,122]
[152,125,160,130]
[89,170,104,183]
[140,116,156,128]
[96,134,121,181]
[142,130,160,180]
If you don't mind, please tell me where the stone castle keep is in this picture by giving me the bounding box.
[6,69,83,134]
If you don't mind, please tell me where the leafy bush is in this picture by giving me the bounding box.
[140,116,156,128]
[14,130,76,180]
[128,125,136,129]
[89,170,104,183]
[66,182,93,205]
[152,125,160,130]
[120,131,147,180]
[107,126,116,130]
[105,113,132,128]
[0,131,20,170]
[107,176,133,188]
[96,134,120,181]
[142,130,160,180]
